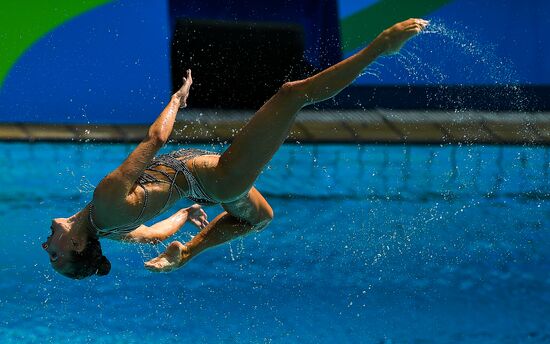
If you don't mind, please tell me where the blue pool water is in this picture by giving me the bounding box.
[0,142,549,343]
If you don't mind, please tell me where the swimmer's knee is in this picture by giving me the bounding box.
[279,80,309,105]
[235,207,273,232]
[279,80,307,94]
[251,217,272,232]
[252,207,274,231]
[261,206,274,225]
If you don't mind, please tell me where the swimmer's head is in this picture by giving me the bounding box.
[42,217,111,280]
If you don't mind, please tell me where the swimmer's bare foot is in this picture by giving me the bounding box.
[172,69,193,108]
[144,241,192,273]
[372,18,429,55]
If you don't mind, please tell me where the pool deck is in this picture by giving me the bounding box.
[1,109,549,145]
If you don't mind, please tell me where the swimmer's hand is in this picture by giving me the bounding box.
[372,18,429,56]
[173,69,193,108]
[185,204,209,229]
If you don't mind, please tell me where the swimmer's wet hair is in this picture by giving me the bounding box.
[64,237,111,280]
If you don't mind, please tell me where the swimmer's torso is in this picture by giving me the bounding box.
[91,150,221,235]
[127,155,219,214]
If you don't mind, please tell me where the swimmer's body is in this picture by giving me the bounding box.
[43,19,429,279]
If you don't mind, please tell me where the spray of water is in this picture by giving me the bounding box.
[358,19,531,112]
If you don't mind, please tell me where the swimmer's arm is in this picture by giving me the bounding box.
[94,70,193,203]
[119,205,208,244]
[119,212,187,244]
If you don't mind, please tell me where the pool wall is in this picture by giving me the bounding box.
[0,109,549,145]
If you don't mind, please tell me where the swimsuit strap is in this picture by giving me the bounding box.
[154,148,218,205]
[89,148,219,237]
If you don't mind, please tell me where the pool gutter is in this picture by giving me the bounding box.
[0,109,548,145]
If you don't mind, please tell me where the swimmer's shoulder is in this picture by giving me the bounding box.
[91,176,137,226]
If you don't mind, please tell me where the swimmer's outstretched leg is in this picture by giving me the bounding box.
[143,19,428,273]
[209,18,429,201]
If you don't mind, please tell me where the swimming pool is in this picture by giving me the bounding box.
[0,142,548,343]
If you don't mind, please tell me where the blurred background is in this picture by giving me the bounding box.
[1,0,549,125]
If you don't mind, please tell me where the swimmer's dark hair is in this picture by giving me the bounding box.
[64,236,111,280]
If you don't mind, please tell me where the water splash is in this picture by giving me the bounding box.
[228,237,246,261]
[77,176,95,194]
[358,19,531,111]
[417,20,512,78]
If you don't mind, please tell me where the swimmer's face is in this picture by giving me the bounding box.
[42,218,80,275]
